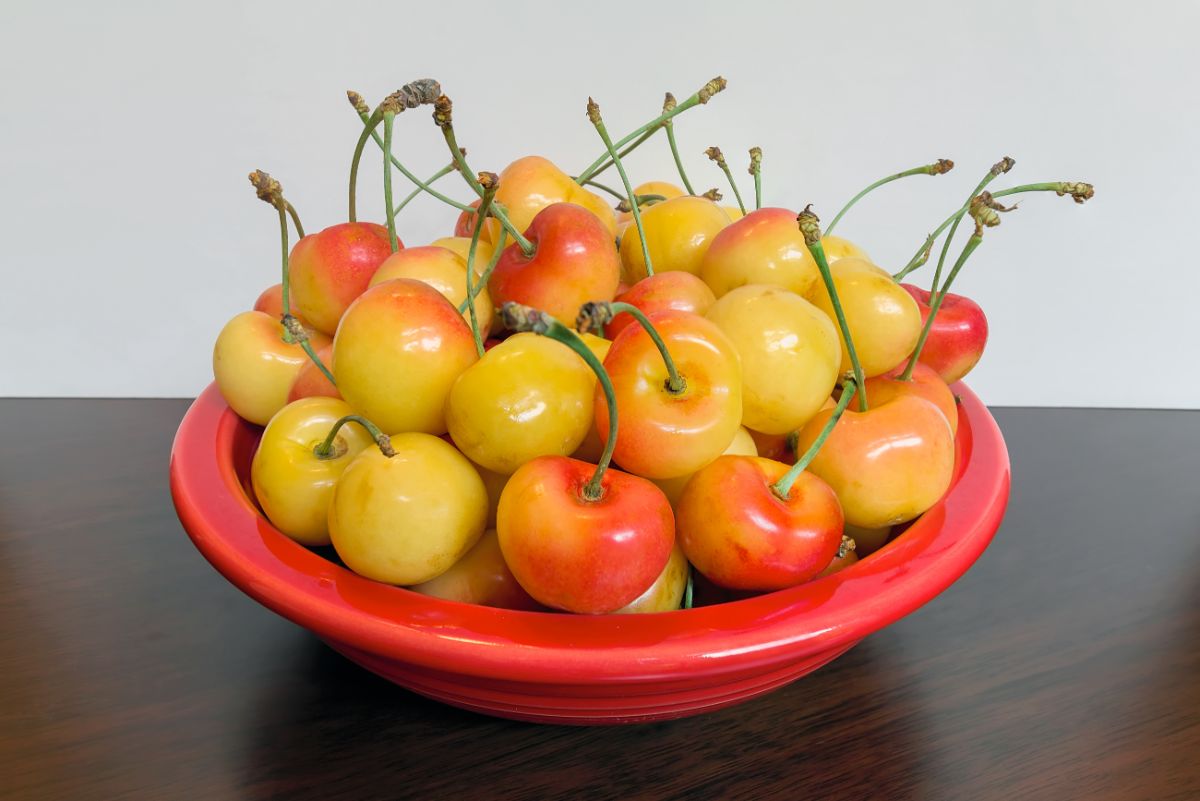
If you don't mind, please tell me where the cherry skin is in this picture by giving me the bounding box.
[612,543,689,614]
[488,202,620,325]
[618,195,732,284]
[454,198,481,238]
[863,361,958,434]
[616,180,686,224]
[705,284,840,435]
[595,310,743,480]
[699,207,820,298]
[845,523,891,556]
[408,529,543,610]
[328,432,488,585]
[369,245,494,333]
[429,235,496,272]
[567,334,613,464]
[793,395,955,528]
[607,271,717,341]
[805,257,923,378]
[817,546,859,577]
[652,426,757,506]
[250,397,373,546]
[471,461,510,529]
[288,222,395,335]
[820,234,870,264]
[497,455,675,614]
[446,333,596,475]
[212,310,331,425]
[900,283,989,384]
[286,343,339,403]
[483,155,617,243]
[676,455,844,591]
[333,278,478,435]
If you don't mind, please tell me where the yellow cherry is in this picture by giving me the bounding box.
[250,397,374,546]
[821,234,870,264]
[652,426,757,505]
[328,432,487,585]
[699,207,819,298]
[705,284,840,435]
[408,529,542,610]
[428,236,496,273]
[618,195,732,284]
[613,543,690,613]
[369,245,494,333]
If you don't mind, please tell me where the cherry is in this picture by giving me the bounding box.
[288,222,395,335]
[607,271,717,340]
[369,244,494,335]
[617,196,732,284]
[863,361,958,434]
[699,207,819,298]
[213,311,329,425]
[286,343,339,403]
[612,543,690,614]
[408,529,543,610]
[899,284,989,384]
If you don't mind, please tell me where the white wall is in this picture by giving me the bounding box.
[2,1,1196,407]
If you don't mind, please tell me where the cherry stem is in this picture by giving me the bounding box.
[662,93,696,195]
[464,174,498,357]
[434,98,535,257]
[347,110,381,222]
[749,147,763,211]
[930,158,1014,295]
[893,181,1094,281]
[578,178,626,201]
[576,76,727,185]
[902,228,985,381]
[799,207,868,411]
[824,159,955,237]
[499,303,619,502]
[683,571,694,610]
[706,147,746,215]
[284,202,305,239]
[588,98,655,276]
[771,380,857,499]
[381,112,400,252]
[582,128,659,184]
[313,414,394,459]
[392,160,457,217]
[581,302,684,394]
[457,226,509,314]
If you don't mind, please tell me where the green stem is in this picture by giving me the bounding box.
[276,205,336,388]
[392,161,457,217]
[347,110,382,222]
[930,160,1011,294]
[499,304,619,502]
[825,159,954,236]
[438,124,535,257]
[589,100,654,276]
[894,181,1092,280]
[665,123,696,195]
[576,77,725,184]
[709,152,746,215]
[771,380,856,499]
[284,202,305,239]
[579,178,626,201]
[464,181,498,357]
[382,112,399,252]
[753,172,762,211]
[313,414,394,458]
[457,227,509,314]
[799,209,868,411]
[902,233,984,381]
[579,127,659,184]
[608,302,684,393]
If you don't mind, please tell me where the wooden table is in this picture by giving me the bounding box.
[1,399,1197,800]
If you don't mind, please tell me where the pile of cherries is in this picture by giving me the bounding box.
[213,77,1092,615]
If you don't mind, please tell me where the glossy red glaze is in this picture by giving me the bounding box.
[608,272,717,340]
[170,381,1008,725]
[289,222,396,335]
[900,284,989,384]
[488,203,620,325]
[497,456,675,615]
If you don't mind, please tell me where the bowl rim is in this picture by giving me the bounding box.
[170,382,1009,684]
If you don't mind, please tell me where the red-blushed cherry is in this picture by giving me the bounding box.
[488,202,620,325]
[408,529,543,611]
[287,343,340,403]
[698,207,820,298]
[862,360,958,434]
[607,271,717,341]
[333,278,478,435]
[454,198,482,237]
[495,304,675,615]
[289,222,395,335]
[900,283,989,384]
[612,543,689,613]
[674,381,858,591]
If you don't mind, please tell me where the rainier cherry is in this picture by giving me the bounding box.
[288,222,394,335]
[900,284,989,384]
[408,529,542,610]
[369,244,494,333]
[618,195,732,284]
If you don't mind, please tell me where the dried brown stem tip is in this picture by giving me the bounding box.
[477,171,499,192]
[748,146,763,176]
[280,314,309,343]
[248,169,283,208]
[796,204,822,246]
[346,90,370,115]
[575,301,615,335]
[702,188,723,201]
[704,146,727,166]
[662,92,677,113]
[432,95,453,128]
[837,535,857,559]
[697,76,728,104]
[969,191,1015,232]
[929,158,955,175]
[376,433,396,459]
[992,156,1016,176]
[500,302,554,335]
[378,78,443,115]
[1057,182,1095,204]
[586,97,602,125]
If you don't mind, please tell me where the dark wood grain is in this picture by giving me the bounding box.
[1,400,1198,800]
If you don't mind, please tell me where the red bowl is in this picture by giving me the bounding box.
[170,383,1009,725]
